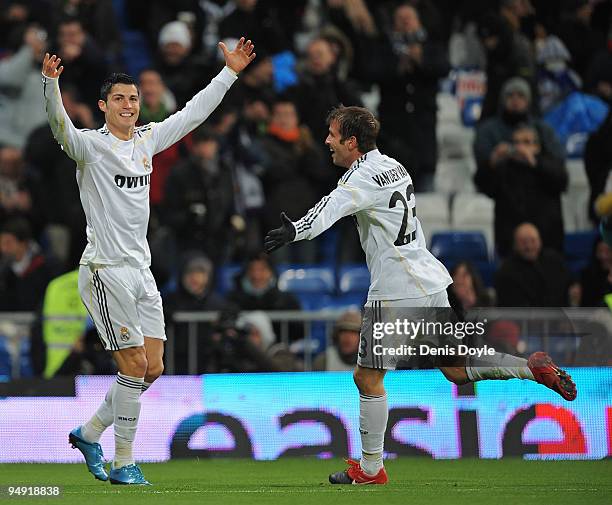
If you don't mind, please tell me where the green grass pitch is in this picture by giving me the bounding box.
[0,458,610,505]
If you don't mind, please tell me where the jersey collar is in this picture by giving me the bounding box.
[350,149,380,169]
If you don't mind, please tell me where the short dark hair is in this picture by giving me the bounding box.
[326,105,380,152]
[1,218,32,242]
[58,16,82,28]
[100,73,138,101]
[192,124,218,144]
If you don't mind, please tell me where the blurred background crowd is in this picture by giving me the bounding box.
[0,0,611,379]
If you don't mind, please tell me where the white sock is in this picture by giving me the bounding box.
[112,373,144,468]
[81,383,115,443]
[81,379,152,444]
[359,393,387,476]
[466,352,535,381]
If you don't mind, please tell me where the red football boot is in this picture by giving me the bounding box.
[528,352,577,401]
[329,459,388,485]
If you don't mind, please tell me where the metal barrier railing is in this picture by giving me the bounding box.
[168,310,350,374]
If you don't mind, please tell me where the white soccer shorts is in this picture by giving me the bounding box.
[78,263,166,351]
[358,290,452,369]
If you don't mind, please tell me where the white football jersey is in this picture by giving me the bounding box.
[42,67,237,268]
[292,149,452,300]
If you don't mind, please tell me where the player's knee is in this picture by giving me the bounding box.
[119,347,148,377]
[353,367,382,395]
[145,360,164,382]
[441,366,469,385]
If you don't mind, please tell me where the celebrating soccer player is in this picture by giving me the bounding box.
[42,38,255,485]
[264,105,577,485]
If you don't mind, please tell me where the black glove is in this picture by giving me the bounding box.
[264,212,296,253]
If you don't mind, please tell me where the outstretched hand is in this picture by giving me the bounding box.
[218,37,256,74]
[264,212,296,253]
[42,53,63,78]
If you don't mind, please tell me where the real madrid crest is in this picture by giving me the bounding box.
[120,326,130,342]
[142,156,152,172]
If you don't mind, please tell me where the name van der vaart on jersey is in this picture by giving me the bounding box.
[114,174,151,188]
[371,165,409,187]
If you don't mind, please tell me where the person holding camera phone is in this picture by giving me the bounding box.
[474,77,568,257]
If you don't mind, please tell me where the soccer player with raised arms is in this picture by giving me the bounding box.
[42,38,255,485]
[264,105,577,485]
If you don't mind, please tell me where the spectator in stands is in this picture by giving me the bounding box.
[0,146,47,239]
[164,254,234,374]
[449,261,491,311]
[485,320,523,356]
[155,20,215,108]
[0,218,58,311]
[359,3,449,190]
[163,125,239,266]
[260,98,329,263]
[292,37,362,147]
[318,0,378,79]
[30,269,115,377]
[0,2,47,51]
[313,310,361,371]
[477,3,536,120]
[225,50,276,113]
[580,237,612,307]
[475,122,567,256]
[0,25,48,148]
[227,252,302,340]
[495,223,572,307]
[218,0,289,55]
[24,84,91,268]
[558,0,606,81]
[585,106,612,225]
[135,67,189,226]
[474,77,565,246]
[53,17,108,111]
[215,310,303,372]
[138,68,176,123]
[50,0,122,65]
[535,34,581,113]
[222,95,270,256]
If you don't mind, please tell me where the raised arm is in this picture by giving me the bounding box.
[41,53,88,163]
[264,179,375,253]
[151,38,255,154]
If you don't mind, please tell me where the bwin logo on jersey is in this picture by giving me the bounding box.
[115,174,151,189]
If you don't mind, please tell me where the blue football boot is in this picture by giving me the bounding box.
[68,427,108,481]
[109,463,151,485]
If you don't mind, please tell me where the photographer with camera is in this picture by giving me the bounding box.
[164,255,235,373]
[209,309,302,373]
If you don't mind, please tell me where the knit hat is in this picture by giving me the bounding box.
[334,311,362,333]
[536,35,571,65]
[159,21,191,48]
[501,77,531,103]
[184,255,213,275]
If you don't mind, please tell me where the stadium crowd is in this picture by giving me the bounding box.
[0,0,611,377]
